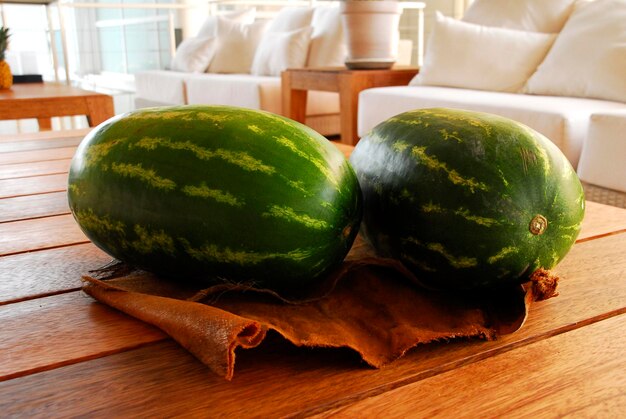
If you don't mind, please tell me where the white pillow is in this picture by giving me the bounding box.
[411,13,556,93]
[306,6,346,67]
[462,0,576,33]
[170,37,216,73]
[266,7,314,33]
[524,0,626,103]
[251,26,313,76]
[196,8,256,38]
[207,18,269,74]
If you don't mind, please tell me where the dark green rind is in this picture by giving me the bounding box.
[68,105,362,291]
[349,108,584,290]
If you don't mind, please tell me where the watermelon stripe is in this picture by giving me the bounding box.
[427,243,478,269]
[411,146,489,193]
[109,162,176,191]
[273,135,339,189]
[438,129,462,143]
[85,140,122,166]
[262,205,330,230]
[132,137,276,175]
[487,246,518,264]
[132,225,175,255]
[421,202,502,227]
[403,236,478,269]
[75,209,125,237]
[182,184,243,207]
[181,240,315,266]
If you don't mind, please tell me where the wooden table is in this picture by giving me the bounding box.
[282,67,419,146]
[1,130,625,416]
[0,83,114,131]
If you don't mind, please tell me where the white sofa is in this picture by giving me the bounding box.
[135,6,346,136]
[357,0,626,191]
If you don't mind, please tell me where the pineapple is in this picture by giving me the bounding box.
[0,27,12,89]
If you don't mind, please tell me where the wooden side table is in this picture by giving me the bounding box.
[0,83,114,131]
[281,66,419,145]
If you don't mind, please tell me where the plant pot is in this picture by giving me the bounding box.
[340,1,401,69]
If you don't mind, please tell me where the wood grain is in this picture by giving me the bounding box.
[0,128,90,143]
[0,191,70,223]
[0,146,76,165]
[0,173,68,199]
[318,314,626,418]
[0,214,88,256]
[0,243,112,305]
[0,136,84,153]
[0,291,166,381]
[579,201,626,241]
[0,159,71,180]
[0,232,623,416]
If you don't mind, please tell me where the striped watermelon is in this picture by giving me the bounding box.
[350,108,585,290]
[68,105,362,291]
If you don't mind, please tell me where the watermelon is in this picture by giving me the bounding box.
[349,108,585,290]
[68,105,362,291]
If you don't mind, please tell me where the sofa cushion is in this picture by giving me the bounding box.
[184,73,339,117]
[251,26,313,76]
[462,0,576,33]
[170,37,216,73]
[358,86,626,167]
[524,0,626,104]
[207,18,269,74]
[577,110,626,193]
[411,12,555,93]
[196,8,256,38]
[134,70,188,105]
[266,6,314,32]
[307,6,346,67]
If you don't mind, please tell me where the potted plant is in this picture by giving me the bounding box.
[340,0,401,69]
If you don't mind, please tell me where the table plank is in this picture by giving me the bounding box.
[0,146,76,165]
[0,136,84,153]
[0,231,623,415]
[319,313,626,418]
[0,159,71,180]
[0,173,68,199]
[0,291,166,381]
[579,201,626,241]
[0,128,89,144]
[0,214,88,256]
[0,243,112,305]
[0,191,70,223]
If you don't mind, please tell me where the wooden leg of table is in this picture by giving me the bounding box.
[37,117,52,131]
[84,96,115,127]
[338,74,366,146]
[281,71,308,123]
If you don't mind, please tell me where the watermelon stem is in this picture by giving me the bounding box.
[528,269,559,301]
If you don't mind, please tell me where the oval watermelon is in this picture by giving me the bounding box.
[68,105,362,291]
[349,108,585,290]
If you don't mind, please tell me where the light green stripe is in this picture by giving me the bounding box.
[132,225,175,255]
[75,209,126,237]
[182,184,243,207]
[182,241,314,265]
[133,137,276,175]
[487,246,518,264]
[110,162,176,191]
[421,203,500,227]
[427,243,478,269]
[274,135,339,189]
[85,140,122,167]
[412,146,489,193]
[263,205,329,230]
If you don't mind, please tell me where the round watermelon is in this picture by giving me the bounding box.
[349,108,585,290]
[68,105,362,291]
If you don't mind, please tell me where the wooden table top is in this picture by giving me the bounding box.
[1,130,625,417]
[0,83,110,100]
